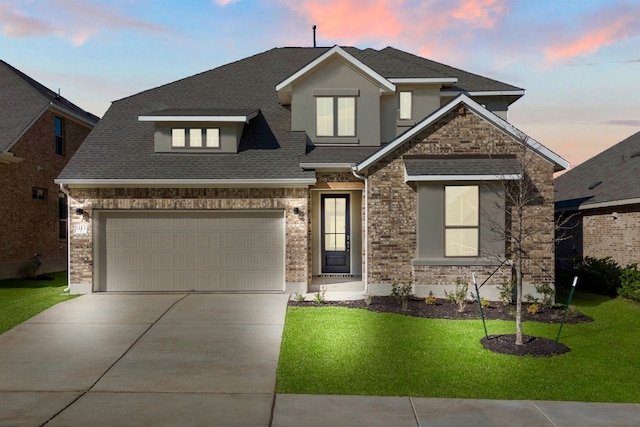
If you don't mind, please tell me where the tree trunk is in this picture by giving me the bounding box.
[515,201,524,346]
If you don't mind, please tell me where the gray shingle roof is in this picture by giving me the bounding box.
[555,130,640,210]
[58,47,524,181]
[0,60,98,152]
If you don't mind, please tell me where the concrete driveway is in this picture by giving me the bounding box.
[0,293,289,426]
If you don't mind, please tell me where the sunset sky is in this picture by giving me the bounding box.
[1,0,639,169]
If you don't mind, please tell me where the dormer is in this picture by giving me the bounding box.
[277,46,395,147]
[138,108,258,154]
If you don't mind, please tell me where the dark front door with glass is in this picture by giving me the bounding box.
[321,194,350,273]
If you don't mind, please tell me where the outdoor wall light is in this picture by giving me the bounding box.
[75,208,84,215]
[293,207,300,215]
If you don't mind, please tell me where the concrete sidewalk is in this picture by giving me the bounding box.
[0,294,638,426]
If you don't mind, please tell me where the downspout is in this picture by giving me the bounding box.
[59,183,71,293]
[351,167,368,295]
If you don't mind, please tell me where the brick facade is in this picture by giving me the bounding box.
[557,205,640,268]
[0,110,93,279]
[66,187,309,290]
[366,108,556,296]
[65,110,557,298]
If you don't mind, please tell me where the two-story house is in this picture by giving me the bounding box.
[0,60,98,279]
[57,46,568,298]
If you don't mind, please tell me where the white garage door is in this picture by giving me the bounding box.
[104,211,285,292]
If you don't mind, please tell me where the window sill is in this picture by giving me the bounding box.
[411,257,507,266]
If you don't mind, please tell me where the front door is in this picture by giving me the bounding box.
[321,194,350,273]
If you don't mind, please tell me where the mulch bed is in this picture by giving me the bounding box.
[288,296,590,357]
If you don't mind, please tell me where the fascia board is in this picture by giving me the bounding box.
[390,78,458,84]
[299,162,354,170]
[578,197,640,210]
[441,90,526,97]
[50,103,98,127]
[460,97,570,171]
[275,46,395,93]
[138,112,257,123]
[0,152,24,163]
[54,178,317,188]
[405,173,522,182]
[356,93,569,173]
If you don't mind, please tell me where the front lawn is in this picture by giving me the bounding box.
[0,271,79,334]
[276,292,640,402]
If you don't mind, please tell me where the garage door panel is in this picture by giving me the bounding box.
[104,212,284,292]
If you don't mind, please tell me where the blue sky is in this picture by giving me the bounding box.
[1,0,639,168]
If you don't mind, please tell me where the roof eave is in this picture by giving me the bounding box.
[0,152,24,164]
[356,94,569,173]
[55,178,317,189]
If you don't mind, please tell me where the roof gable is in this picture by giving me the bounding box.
[276,46,395,104]
[356,94,569,173]
[0,60,98,154]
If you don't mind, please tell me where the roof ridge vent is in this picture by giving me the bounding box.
[588,181,603,190]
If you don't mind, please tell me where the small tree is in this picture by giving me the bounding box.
[483,132,559,345]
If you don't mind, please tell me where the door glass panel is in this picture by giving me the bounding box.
[323,196,347,251]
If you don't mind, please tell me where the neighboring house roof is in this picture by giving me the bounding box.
[56,46,539,185]
[356,94,569,173]
[0,60,99,154]
[555,130,640,211]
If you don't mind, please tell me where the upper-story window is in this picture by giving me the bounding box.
[399,91,412,120]
[54,115,65,155]
[171,128,220,148]
[444,185,479,257]
[316,97,355,137]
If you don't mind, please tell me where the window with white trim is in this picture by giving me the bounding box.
[444,185,479,257]
[172,128,220,148]
[316,97,355,137]
[399,91,412,120]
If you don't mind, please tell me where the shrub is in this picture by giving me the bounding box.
[535,282,555,307]
[293,291,306,302]
[391,281,413,312]
[497,276,515,305]
[619,264,640,302]
[314,285,326,304]
[527,303,541,314]
[480,298,490,309]
[578,256,621,296]
[425,296,437,305]
[445,278,469,312]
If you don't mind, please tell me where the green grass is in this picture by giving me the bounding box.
[0,271,79,334]
[276,293,640,402]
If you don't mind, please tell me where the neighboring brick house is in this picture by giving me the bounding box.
[56,46,568,298]
[555,130,640,269]
[0,60,98,279]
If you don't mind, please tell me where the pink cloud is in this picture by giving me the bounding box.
[0,0,169,46]
[545,5,640,62]
[0,3,62,38]
[214,0,241,6]
[285,0,405,43]
[451,0,511,29]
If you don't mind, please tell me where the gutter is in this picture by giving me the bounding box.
[351,167,369,295]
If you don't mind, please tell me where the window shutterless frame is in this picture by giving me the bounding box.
[171,128,220,148]
[315,96,356,137]
[444,185,479,257]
